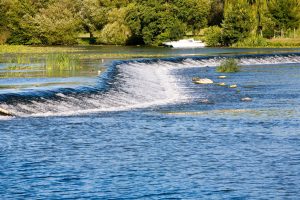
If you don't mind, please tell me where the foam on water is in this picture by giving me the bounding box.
[0,53,300,118]
[0,60,186,117]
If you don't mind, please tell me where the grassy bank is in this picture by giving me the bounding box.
[0,45,169,59]
[0,45,84,54]
[233,37,300,48]
[267,38,300,47]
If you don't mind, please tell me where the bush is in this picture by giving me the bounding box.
[204,26,223,47]
[217,58,240,73]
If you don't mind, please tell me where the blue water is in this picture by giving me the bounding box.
[1,51,300,199]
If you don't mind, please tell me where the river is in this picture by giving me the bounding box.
[0,46,300,199]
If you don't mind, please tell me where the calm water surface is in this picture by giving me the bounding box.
[0,47,300,199]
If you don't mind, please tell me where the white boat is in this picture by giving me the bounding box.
[163,38,206,48]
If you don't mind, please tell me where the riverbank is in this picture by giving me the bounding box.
[1,40,300,55]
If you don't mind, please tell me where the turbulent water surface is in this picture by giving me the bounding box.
[0,47,300,199]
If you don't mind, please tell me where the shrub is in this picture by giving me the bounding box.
[217,58,240,73]
[204,26,223,47]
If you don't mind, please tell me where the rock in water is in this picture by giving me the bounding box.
[199,99,214,104]
[241,97,252,102]
[218,76,227,79]
[193,77,214,84]
[230,84,237,88]
[0,107,14,116]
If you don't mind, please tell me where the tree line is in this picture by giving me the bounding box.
[0,0,299,46]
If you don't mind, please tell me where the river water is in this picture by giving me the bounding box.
[0,47,300,199]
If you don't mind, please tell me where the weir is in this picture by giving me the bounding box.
[0,53,300,117]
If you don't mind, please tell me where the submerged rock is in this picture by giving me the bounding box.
[199,99,215,104]
[0,107,14,116]
[218,82,226,86]
[241,97,252,102]
[192,77,213,84]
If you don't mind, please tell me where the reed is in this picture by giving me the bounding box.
[45,53,80,70]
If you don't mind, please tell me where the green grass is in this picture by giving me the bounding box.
[233,36,300,48]
[217,58,241,73]
[267,38,300,47]
[0,45,84,54]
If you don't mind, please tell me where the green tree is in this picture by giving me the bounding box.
[31,0,81,45]
[99,7,132,45]
[222,0,255,45]
[0,0,16,43]
[124,3,144,44]
[129,1,186,45]
[204,26,223,46]
[208,0,224,26]
[77,0,107,39]
[174,0,211,34]
[268,0,300,36]
[4,0,53,44]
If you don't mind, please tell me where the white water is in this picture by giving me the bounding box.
[1,54,300,118]
[0,61,187,117]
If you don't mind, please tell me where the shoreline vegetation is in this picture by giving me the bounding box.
[1,0,300,48]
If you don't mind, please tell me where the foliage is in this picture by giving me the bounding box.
[77,0,108,39]
[268,0,300,32]
[208,0,224,26]
[222,0,255,46]
[32,0,81,45]
[98,6,132,45]
[174,0,211,34]
[217,58,241,73]
[126,1,186,45]
[99,22,132,45]
[233,35,268,47]
[0,0,13,44]
[1,0,300,46]
[204,26,223,47]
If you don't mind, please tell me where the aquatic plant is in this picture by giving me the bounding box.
[45,53,80,70]
[217,58,240,73]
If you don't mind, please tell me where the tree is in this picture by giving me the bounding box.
[222,0,255,45]
[31,0,81,45]
[174,0,211,34]
[268,0,300,37]
[5,0,55,44]
[0,0,16,44]
[99,7,132,45]
[204,26,223,46]
[124,3,144,44]
[77,0,107,39]
[208,0,225,26]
